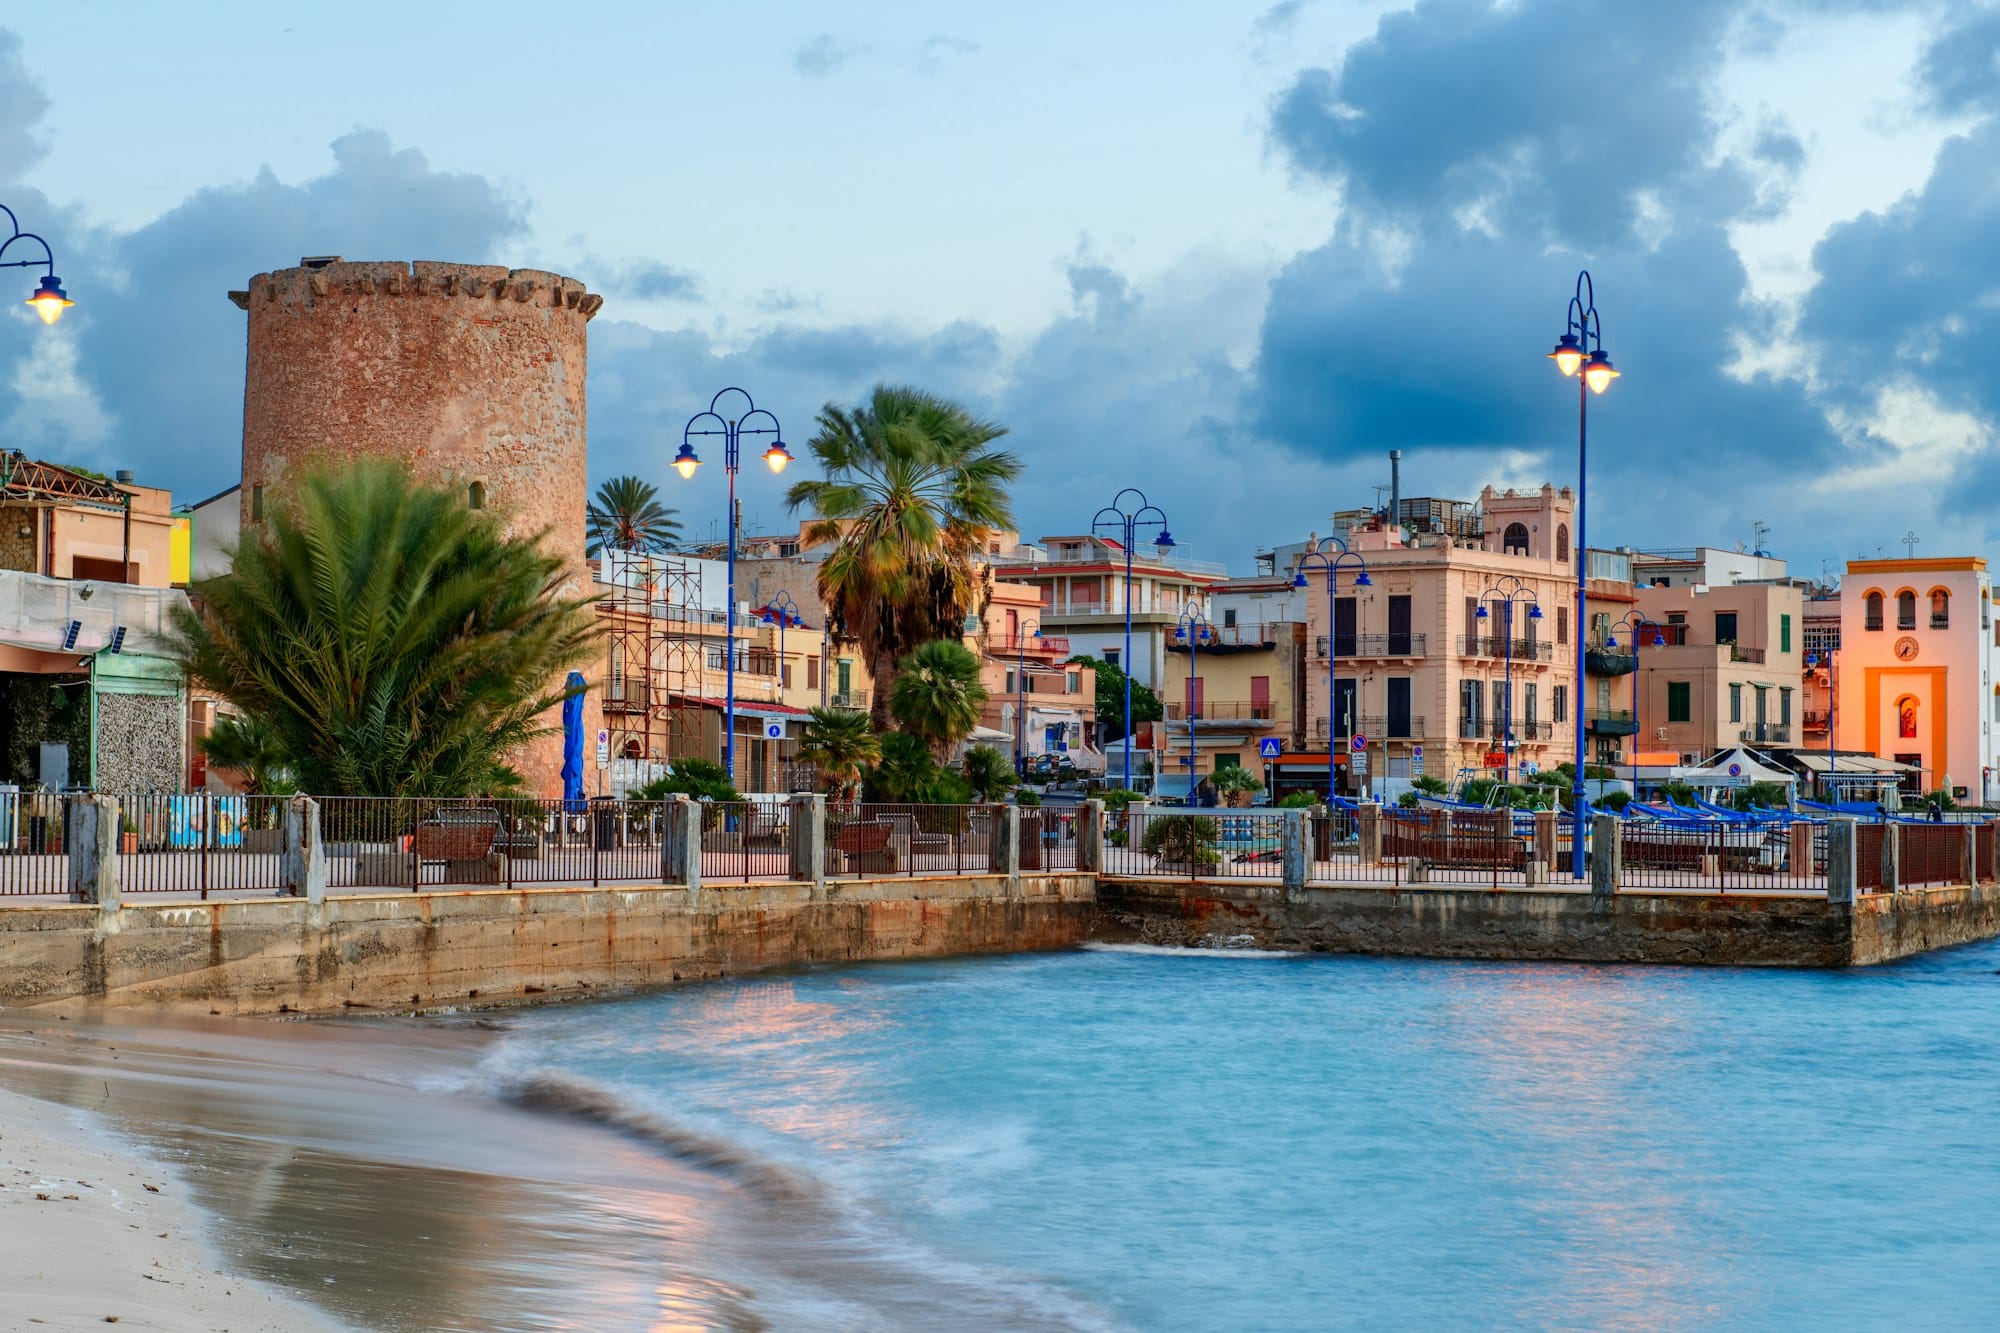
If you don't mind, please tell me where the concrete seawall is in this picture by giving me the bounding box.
[0,874,1094,1016]
[1096,879,2000,968]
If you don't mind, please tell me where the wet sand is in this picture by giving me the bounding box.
[0,1082,342,1331]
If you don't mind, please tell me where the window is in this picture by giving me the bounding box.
[782,662,793,689]
[779,542,800,558]
[807,657,819,689]
[1898,590,1916,631]
[467,481,486,510]
[1104,648,1119,667]
[1553,684,1568,725]
[1729,683,1742,723]
[251,484,265,520]
[1556,524,1570,563]
[1460,680,1482,730]
[1466,596,1480,639]
[1005,669,1017,694]
[1597,678,1611,711]
[1223,608,1238,629]
[1865,591,1885,631]
[1591,612,1608,643]
[1524,683,1538,726]
[1715,611,1738,644]
[1780,614,1792,654]
[1251,676,1271,718]
[1503,522,1530,556]
[1781,688,1792,725]
[1557,606,1569,646]
[1931,589,1950,629]
[1492,680,1507,730]
[1668,682,1692,723]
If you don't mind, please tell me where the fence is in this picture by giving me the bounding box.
[0,792,292,898]
[318,796,687,891]
[1617,821,1825,892]
[1102,810,1287,881]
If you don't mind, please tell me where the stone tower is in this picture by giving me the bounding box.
[228,258,605,798]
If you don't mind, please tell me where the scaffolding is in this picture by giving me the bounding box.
[601,550,705,782]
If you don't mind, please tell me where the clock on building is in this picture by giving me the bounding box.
[1894,636,1920,661]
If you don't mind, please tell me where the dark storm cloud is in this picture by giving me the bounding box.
[1916,1,2000,114]
[611,259,701,302]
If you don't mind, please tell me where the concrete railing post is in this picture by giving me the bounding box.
[69,794,119,909]
[1880,820,1902,894]
[1963,823,1979,887]
[285,796,327,905]
[1533,809,1556,870]
[1356,802,1381,866]
[998,805,1022,895]
[1589,813,1621,897]
[1826,818,1857,905]
[1077,800,1105,873]
[789,794,826,898]
[1281,808,1308,897]
[671,795,703,899]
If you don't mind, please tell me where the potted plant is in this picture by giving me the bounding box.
[119,815,139,855]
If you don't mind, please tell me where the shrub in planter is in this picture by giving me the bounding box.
[1277,792,1319,809]
[1141,813,1221,871]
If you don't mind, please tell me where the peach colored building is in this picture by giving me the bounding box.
[1831,557,1997,801]
[976,581,1098,776]
[0,462,178,588]
[1630,581,1806,763]
[1296,485,1582,795]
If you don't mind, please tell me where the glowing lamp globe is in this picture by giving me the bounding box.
[671,442,701,480]
[27,275,71,326]
[763,440,793,473]
[1548,333,1584,377]
[1583,350,1620,396]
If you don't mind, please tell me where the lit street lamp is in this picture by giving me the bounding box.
[1476,575,1542,786]
[675,387,793,784]
[1551,269,1618,877]
[1294,537,1370,804]
[1,203,73,326]
[1170,603,1215,796]
[1091,489,1173,792]
[1604,612,1666,799]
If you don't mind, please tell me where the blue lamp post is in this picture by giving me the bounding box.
[1605,612,1666,799]
[760,590,804,694]
[1294,537,1370,804]
[675,388,792,785]
[1092,489,1173,792]
[1014,620,1042,779]
[1550,269,1619,877]
[1170,603,1215,795]
[0,203,73,327]
[1475,575,1542,786]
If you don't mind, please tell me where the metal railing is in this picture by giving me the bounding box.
[827,689,870,711]
[1740,725,1791,745]
[1314,633,1428,658]
[1166,701,1278,722]
[1456,635,1555,662]
[824,803,1024,878]
[1313,715,1427,740]
[1619,821,1825,891]
[1101,810,1286,881]
[318,796,688,890]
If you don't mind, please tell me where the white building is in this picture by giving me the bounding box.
[988,535,1226,689]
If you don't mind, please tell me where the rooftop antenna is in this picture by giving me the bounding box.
[1751,521,1770,558]
[1902,530,1920,557]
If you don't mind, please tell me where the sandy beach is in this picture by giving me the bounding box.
[0,1085,343,1333]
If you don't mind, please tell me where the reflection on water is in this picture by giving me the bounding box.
[4,940,1999,1331]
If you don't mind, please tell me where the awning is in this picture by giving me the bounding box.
[1788,752,1918,775]
[967,725,1013,742]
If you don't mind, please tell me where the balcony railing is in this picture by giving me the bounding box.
[1741,725,1791,745]
[1802,711,1830,729]
[1583,647,1638,676]
[1726,644,1766,664]
[1313,633,1428,659]
[1458,717,1555,742]
[1164,701,1277,722]
[1456,635,1555,662]
[1312,714,1427,740]
[1586,709,1639,736]
[828,689,870,712]
[990,634,1072,656]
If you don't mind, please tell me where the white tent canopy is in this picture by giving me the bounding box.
[1673,748,1796,788]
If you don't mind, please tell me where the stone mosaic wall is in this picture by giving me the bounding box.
[95,692,182,794]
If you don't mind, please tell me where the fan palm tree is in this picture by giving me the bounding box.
[796,706,880,799]
[960,744,1017,803]
[786,385,1019,728]
[172,460,599,798]
[888,639,988,756]
[586,475,682,556]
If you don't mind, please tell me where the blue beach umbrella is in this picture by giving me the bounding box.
[560,671,587,811]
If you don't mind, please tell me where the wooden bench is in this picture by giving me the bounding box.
[830,821,901,875]
[412,819,502,883]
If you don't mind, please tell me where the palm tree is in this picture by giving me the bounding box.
[198,713,297,796]
[586,476,682,556]
[796,706,880,799]
[786,384,1019,729]
[960,744,1017,803]
[172,460,599,798]
[888,639,988,756]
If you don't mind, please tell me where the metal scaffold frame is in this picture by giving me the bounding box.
[602,551,705,786]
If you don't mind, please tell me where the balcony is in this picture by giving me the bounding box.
[1726,644,1766,664]
[1457,717,1555,742]
[1586,709,1639,736]
[1311,714,1427,740]
[1164,701,1277,723]
[1740,725,1792,745]
[1584,647,1637,676]
[828,689,870,712]
[991,633,1072,656]
[1313,633,1428,659]
[1456,635,1555,663]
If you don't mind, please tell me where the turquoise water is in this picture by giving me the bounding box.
[486,939,2000,1330]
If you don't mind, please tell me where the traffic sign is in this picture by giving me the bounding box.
[1258,737,1283,758]
[594,728,610,768]
[765,721,785,740]
[1412,744,1423,759]
[1350,734,1368,752]
[1352,750,1369,775]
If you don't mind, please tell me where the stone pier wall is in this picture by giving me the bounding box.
[0,874,1093,1016]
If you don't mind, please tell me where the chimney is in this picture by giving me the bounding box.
[1388,449,1403,538]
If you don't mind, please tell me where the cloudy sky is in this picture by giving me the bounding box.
[1,1,1996,578]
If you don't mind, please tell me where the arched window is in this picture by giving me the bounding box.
[1930,588,1950,629]
[1864,591,1884,631]
[467,480,486,510]
[1555,524,1570,563]
[1897,590,1917,631]
[1896,695,1919,740]
[1503,522,1530,556]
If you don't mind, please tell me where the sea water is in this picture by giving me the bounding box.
[5,941,1998,1330]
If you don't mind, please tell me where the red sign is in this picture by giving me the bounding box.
[1483,751,1507,769]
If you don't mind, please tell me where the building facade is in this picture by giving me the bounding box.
[1627,580,1807,762]
[987,535,1224,690]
